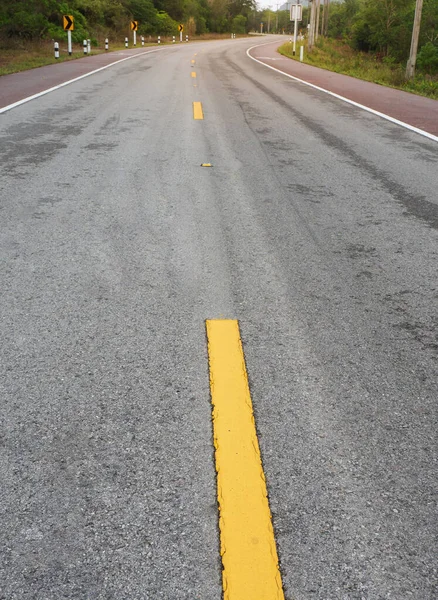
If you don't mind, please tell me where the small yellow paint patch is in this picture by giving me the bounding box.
[191,59,195,64]
[201,163,212,167]
[206,320,285,600]
[191,71,197,78]
[193,101,204,120]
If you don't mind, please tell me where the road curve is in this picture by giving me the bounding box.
[1,36,437,600]
[249,38,438,137]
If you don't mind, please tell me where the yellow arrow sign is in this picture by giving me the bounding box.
[130,20,138,31]
[178,24,184,32]
[63,15,74,31]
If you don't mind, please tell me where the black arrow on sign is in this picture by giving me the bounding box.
[64,15,73,30]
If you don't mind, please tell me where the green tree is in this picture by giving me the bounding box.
[232,14,246,33]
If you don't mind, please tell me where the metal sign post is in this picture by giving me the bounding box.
[179,24,183,42]
[130,21,138,46]
[63,15,74,56]
[290,4,302,56]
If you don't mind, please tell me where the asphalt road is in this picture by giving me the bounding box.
[1,37,437,599]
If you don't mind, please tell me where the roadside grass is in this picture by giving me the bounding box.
[278,38,438,100]
[0,34,246,76]
[0,40,155,76]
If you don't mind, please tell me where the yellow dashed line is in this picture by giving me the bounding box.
[206,320,285,600]
[191,71,197,78]
[191,59,195,64]
[193,101,204,120]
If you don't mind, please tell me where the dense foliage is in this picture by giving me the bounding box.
[0,0,258,41]
[327,0,438,68]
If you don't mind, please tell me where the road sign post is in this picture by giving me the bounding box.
[290,4,302,56]
[130,20,138,46]
[63,15,74,56]
[87,39,91,54]
[67,30,72,55]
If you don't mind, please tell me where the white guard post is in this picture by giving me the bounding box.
[67,30,72,56]
[133,30,136,45]
[125,37,128,48]
[105,38,109,51]
[290,4,302,56]
[83,39,87,54]
[54,41,59,59]
[87,39,91,54]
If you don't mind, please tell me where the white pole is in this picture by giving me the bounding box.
[293,15,298,55]
[133,30,136,46]
[54,41,59,59]
[87,39,91,54]
[300,45,304,61]
[186,35,188,42]
[173,36,175,43]
[142,36,145,46]
[105,38,109,51]
[406,0,424,79]
[158,36,160,44]
[125,37,128,48]
[180,31,183,42]
[83,39,87,55]
[67,30,72,56]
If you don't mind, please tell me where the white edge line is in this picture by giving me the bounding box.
[0,47,173,115]
[246,41,438,144]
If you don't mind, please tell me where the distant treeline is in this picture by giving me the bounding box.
[326,0,438,72]
[0,0,260,42]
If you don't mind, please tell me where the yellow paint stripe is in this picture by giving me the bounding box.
[191,71,197,78]
[193,101,204,120]
[206,320,284,600]
[191,59,195,64]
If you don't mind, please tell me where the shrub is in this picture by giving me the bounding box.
[417,42,438,75]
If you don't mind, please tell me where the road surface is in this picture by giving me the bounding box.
[1,36,437,599]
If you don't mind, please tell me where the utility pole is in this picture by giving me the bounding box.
[323,0,330,36]
[308,0,316,50]
[406,0,424,79]
[276,4,279,33]
[321,0,329,36]
[315,0,321,42]
[268,9,271,33]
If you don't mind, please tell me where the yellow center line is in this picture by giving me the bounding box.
[191,59,195,64]
[193,101,204,120]
[191,71,197,78]
[206,319,285,600]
